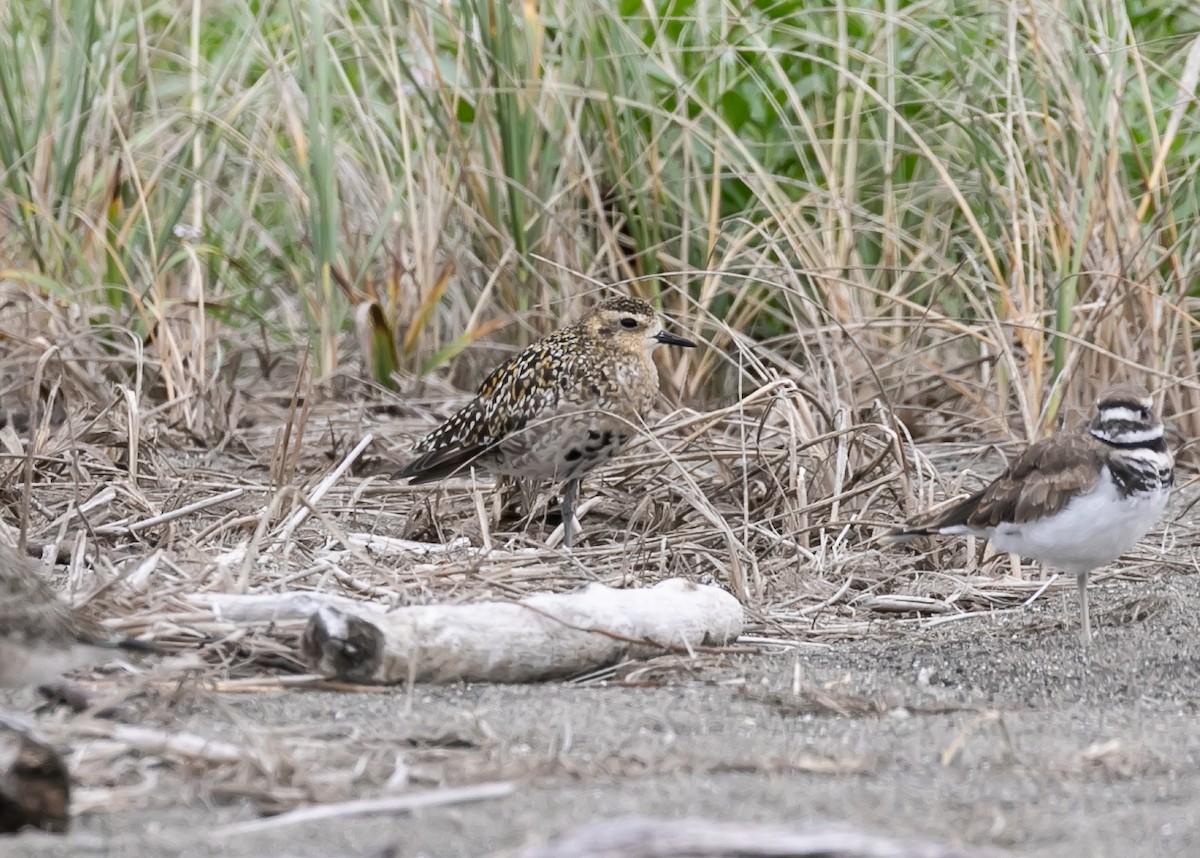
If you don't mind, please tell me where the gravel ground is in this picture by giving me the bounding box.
[5,564,1200,858]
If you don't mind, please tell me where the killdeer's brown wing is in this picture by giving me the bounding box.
[911,432,1105,532]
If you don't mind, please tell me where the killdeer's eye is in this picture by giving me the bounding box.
[619,317,639,330]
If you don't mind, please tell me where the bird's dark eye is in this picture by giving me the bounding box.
[619,317,639,329]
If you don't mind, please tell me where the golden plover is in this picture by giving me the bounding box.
[397,296,696,547]
[0,543,153,687]
[891,383,1173,644]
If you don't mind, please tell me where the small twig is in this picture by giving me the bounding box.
[123,549,165,591]
[42,486,118,533]
[209,675,398,693]
[73,723,248,765]
[213,781,516,835]
[342,532,470,555]
[860,594,952,615]
[273,433,374,547]
[1020,573,1060,607]
[941,711,1003,767]
[92,488,245,536]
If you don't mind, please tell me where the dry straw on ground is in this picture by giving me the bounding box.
[1,277,1196,819]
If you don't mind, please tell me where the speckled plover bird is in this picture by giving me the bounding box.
[397,296,696,548]
[892,383,1174,644]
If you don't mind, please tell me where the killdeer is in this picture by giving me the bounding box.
[892,383,1174,643]
[397,296,696,548]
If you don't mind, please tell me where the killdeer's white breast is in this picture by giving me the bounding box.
[987,465,1170,574]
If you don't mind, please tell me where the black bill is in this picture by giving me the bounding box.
[655,329,697,348]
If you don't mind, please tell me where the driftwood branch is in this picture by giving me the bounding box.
[511,816,1010,858]
[302,579,744,684]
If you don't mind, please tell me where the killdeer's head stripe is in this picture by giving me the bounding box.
[1087,383,1166,452]
[1091,421,1164,442]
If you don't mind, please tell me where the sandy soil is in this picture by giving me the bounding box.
[5,564,1200,858]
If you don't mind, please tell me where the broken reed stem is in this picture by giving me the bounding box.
[92,488,245,536]
[272,432,374,548]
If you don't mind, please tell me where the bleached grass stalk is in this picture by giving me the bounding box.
[272,432,374,549]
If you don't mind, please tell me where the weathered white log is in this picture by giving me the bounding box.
[302,578,744,684]
[188,591,387,623]
[513,816,1008,858]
